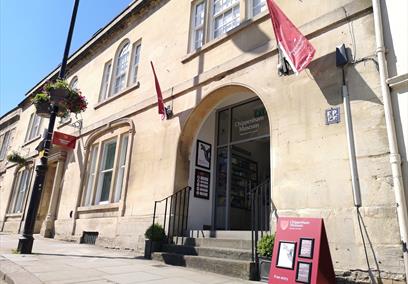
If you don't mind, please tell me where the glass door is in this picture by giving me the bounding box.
[214,98,270,230]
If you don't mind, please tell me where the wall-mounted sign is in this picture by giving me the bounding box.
[194,169,210,199]
[269,217,335,284]
[52,131,77,149]
[196,140,211,169]
[231,99,269,142]
[325,107,340,125]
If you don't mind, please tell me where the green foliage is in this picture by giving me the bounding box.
[7,151,27,165]
[145,223,166,242]
[44,79,69,92]
[257,234,275,258]
[32,93,50,105]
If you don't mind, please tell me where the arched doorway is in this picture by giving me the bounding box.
[176,84,271,232]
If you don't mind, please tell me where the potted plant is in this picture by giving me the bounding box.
[257,234,275,282]
[6,151,27,166]
[32,93,51,118]
[144,223,166,259]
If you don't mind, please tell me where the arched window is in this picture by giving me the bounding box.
[69,76,79,90]
[81,120,133,206]
[112,42,130,95]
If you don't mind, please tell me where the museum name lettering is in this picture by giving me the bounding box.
[235,116,265,132]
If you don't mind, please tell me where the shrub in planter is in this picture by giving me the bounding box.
[144,223,166,259]
[257,234,275,282]
[32,93,69,118]
[44,79,70,105]
[7,151,27,166]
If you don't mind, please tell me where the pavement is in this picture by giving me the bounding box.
[0,233,257,284]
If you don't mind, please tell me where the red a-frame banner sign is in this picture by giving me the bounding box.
[269,217,335,283]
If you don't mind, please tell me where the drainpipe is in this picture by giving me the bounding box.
[371,0,408,277]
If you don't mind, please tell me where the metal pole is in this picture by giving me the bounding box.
[341,74,362,207]
[17,0,80,254]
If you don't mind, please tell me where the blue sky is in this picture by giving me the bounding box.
[0,0,132,117]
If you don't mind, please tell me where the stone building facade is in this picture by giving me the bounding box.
[0,0,406,282]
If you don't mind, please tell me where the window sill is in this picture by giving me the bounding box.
[5,213,23,218]
[22,135,42,147]
[77,203,119,212]
[57,118,72,129]
[94,82,140,110]
[182,11,269,64]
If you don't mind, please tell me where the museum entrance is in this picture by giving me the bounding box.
[214,98,270,230]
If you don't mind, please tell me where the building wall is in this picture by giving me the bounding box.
[0,0,405,281]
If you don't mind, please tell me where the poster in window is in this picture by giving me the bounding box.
[196,140,211,169]
[194,169,210,199]
[299,238,314,259]
[296,261,312,283]
[276,241,297,270]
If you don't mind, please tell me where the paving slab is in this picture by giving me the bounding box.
[0,233,257,284]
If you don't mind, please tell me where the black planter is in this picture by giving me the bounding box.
[259,257,272,282]
[49,88,69,106]
[35,102,51,118]
[144,240,162,259]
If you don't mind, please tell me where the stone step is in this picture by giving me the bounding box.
[162,244,252,261]
[152,252,257,280]
[172,237,253,250]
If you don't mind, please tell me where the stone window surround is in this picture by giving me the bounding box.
[75,118,135,218]
[98,39,142,104]
[188,0,267,53]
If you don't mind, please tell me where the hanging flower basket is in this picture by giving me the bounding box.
[34,101,51,118]
[7,151,27,166]
[32,79,87,117]
[44,80,70,107]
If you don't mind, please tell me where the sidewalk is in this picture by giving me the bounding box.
[0,234,257,284]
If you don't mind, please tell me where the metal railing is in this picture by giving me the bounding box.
[152,186,191,243]
[250,179,271,275]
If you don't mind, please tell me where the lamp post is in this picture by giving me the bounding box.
[17,0,80,254]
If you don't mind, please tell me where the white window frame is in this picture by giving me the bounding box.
[9,168,32,213]
[211,0,241,39]
[129,42,142,86]
[0,130,11,160]
[82,131,130,206]
[190,0,206,51]
[249,0,266,18]
[25,113,42,142]
[112,41,131,95]
[99,60,113,102]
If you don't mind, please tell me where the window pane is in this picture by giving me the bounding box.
[212,0,240,38]
[114,135,129,202]
[252,0,266,16]
[84,145,98,206]
[113,43,130,94]
[195,2,205,27]
[100,62,112,101]
[14,169,30,213]
[132,44,141,84]
[95,139,117,204]
[217,109,229,145]
[0,131,10,160]
[100,172,113,202]
[28,115,41,141]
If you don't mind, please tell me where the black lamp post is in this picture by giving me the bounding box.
[17,0,80,254]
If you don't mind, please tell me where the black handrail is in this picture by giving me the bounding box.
[250,179,271,280]
[152,186,191,244]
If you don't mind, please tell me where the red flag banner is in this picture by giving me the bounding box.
[52,131,77,149]
[150,61,165,120]
[266,0,316,73]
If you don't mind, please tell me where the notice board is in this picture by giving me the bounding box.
[269,217,335,284]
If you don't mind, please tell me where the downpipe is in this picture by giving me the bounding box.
[371,0,408,278]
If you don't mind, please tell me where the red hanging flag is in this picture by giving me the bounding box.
[150,61,166,120]
[266,0,316,73]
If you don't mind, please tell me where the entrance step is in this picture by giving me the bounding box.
[151,252,256,280]
[162,244,252,261]
[152,237,256,280]
[173,237,252,250]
